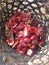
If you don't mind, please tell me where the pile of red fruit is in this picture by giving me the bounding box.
[6,11,45,56]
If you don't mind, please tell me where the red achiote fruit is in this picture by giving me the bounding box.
[6,11,45,56]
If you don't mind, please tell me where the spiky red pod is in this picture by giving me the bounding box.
[6,11,45,56]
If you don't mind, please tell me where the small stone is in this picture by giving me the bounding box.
[28,61,33,65]
[41,55,49,63]
[33,59,42,64]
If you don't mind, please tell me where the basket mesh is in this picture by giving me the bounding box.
[0,0,46,39]
[0,0,48,65]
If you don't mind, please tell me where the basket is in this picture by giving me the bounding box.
[0,0,48,65]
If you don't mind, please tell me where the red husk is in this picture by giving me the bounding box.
[6,11,45,56]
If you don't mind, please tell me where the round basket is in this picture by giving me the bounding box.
[0,0,48,65]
